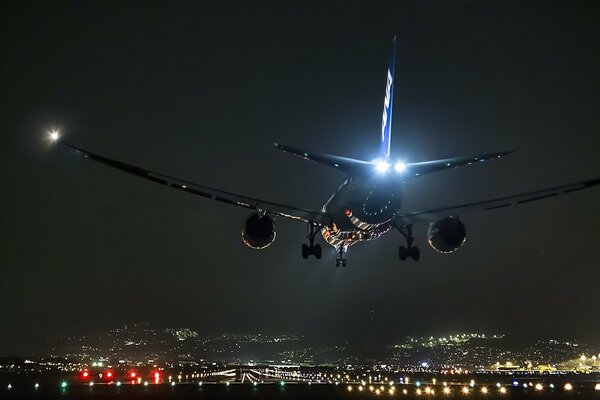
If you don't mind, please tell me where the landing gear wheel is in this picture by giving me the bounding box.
[395,224,420,262]
[399,246,407,261]
[301,244,309,259]
[409,246,420,261]
[301,224,323,260]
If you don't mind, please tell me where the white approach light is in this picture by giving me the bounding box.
[373,158,391,174]
[394,161,406,173]
[49,130,60,142]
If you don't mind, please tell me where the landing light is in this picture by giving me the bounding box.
[373,159,391,174]
[394,161,406,173]
[49,130,60,142]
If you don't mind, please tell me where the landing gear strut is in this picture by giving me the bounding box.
[301,224,322,259]
[335,247,347,267]
[395,224,420,261]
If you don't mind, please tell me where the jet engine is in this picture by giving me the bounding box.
[427,216,466,253]
[242,212,276,249]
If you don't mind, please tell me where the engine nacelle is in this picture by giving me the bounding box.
[427,216,466,253]
[242,213,276,249]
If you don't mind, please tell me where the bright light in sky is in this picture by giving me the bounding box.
[373,158,390,174]
[394,161,406,172]
[49,130,60,142]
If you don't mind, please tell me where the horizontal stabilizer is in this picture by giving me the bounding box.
[274,143,371,175]
[403,150,514,178]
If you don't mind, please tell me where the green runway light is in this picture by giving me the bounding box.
[60,381,68,389]
[280,381,285,387]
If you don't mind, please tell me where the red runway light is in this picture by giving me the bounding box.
[130,372,136,379]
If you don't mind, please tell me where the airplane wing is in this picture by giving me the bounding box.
[57,141,332,226]
[394,177,600,225]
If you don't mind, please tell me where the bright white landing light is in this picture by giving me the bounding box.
[373,158,391,174]
[394,161,406,173]
[49,130,60,142]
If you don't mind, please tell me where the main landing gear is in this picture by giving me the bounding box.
[301,224,322,259]
[335,247,347,268]
[396,224,420,261]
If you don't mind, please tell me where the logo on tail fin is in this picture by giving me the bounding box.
[380,37,396,157]
[381,70,393,143]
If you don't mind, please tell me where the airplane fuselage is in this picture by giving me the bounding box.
[321,175,403,250]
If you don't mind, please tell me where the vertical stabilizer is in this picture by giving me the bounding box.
[380,37,396,158]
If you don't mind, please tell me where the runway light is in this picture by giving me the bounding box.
[116,381,122,387]
[373,158,391,174]
[89,382,94,387]
[34,383,39,390]
[171,381,176,387]
[130,372,136,379]
[443,387,450,394]
[402,389,408,395]
[253,381,257,387]
[7,384,12,390]
[499,387,507,394]
[481,386,488,394]
[347,385,353,392]
[595,383,600,391]
[462,386,469,394]
[359,386,364,392]
[535,383,543,391]
[280,381,285,387]
[144,381,148,387]
[394,161,406,173]
[60,381,68,389]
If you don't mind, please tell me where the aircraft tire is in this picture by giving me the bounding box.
[301,244,309,259]
[399,246,407,261]
[315,244,322,259]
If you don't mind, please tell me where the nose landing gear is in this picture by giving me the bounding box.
[395,224,420,261]
[335,247,347,267]
[301,224,322,259]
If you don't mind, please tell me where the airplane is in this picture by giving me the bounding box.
[48,37,599,267]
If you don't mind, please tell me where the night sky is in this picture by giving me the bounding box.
[1,0,599,356]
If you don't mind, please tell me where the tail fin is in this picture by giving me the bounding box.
[380,37,396,158]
